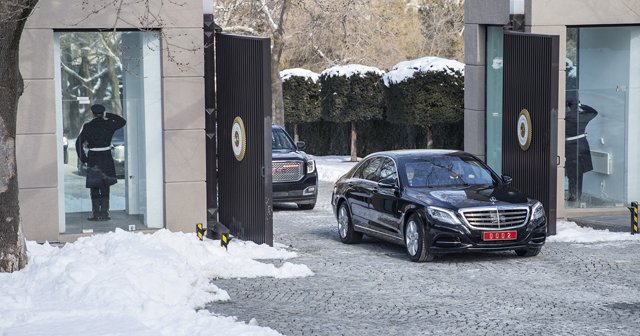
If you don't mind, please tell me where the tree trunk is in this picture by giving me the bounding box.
[350,121,357,162]
[425,125,434,149]
[293,123,299,143]
[269,0,289,127]
[0,0,39,273]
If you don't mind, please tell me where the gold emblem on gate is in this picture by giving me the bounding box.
[517,109,533,151]
[231,116,246,161]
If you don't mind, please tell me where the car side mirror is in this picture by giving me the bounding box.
[378,177,398,189]
[502,175,513,185]
[296,141,306,150]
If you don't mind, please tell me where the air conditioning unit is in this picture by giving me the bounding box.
[590,150,612,175]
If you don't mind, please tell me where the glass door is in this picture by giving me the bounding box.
[55,31,164,233]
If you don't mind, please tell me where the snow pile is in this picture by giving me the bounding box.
[548,220,640,243]
[321,64,384,79]
[383,56,464,86]
[314,156,358,183]
[0,229,312,335]
[280,68,320,83]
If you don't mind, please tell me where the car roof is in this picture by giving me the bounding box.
[364,149,464,160]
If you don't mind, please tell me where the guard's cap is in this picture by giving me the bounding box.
[91,104,105,114]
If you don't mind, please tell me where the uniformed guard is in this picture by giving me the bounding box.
[76,104,126,221]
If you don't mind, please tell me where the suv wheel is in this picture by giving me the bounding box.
[404,214,435,262]
[337,203,362,244]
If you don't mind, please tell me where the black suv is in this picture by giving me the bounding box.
[272,125,318,210]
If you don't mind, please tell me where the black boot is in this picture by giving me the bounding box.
[88,198,102,221]
[101,198,111,221]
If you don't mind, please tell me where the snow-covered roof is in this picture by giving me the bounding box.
[280,68,320,83]
[383,56,464,86]
[321,64,384,79]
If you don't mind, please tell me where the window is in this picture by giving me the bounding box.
[55,31,163,233]
[356,157,383,181]
[564,26,640,208]
[379,158,397,182]
[486,26,504,174]
[404,156,495,188]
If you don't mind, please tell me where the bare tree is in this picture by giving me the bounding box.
[213,0,291,126]
[0,0,38,273]
[417,0,464,62]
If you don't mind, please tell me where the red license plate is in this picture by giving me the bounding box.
[483,231,517,241]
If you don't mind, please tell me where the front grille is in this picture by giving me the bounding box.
[460,207,529,230]
[272,161,304,182]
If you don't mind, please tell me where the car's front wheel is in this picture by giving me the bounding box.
[404,214,435,262]
[337,203,362,244]
[515,247,542,257]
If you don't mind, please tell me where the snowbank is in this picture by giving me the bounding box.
[548,220,640,243]
[0,230,312,335]
[314,156,358,184]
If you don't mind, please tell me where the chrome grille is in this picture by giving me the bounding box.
[459,207,529,230]
[272,161,304,182]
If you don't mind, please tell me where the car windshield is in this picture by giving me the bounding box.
[403,155,497,188]
[272,128,296,151]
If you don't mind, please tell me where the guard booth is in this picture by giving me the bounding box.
[502,31,559,234]
[203,14,273,245]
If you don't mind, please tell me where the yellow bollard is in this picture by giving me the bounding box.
[628,202,638,235]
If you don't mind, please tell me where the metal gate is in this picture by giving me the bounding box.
[215,33,273,245]
[502,32,559,235]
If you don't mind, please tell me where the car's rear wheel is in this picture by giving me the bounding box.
[404,214,435,262]
[515,247,542,257]
[337,203,362,244]
[298,202,316,210]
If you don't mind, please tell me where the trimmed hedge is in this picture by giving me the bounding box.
[320,68,384,123]
[281,59,465,157]
[282,74,321,124]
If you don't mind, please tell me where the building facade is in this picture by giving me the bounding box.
[464,0,640,218]
[17,0,206,242]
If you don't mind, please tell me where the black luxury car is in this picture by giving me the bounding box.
[272,125,318,210]
[331,150,547,262]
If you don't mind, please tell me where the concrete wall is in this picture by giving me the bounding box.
[18,0,205,242]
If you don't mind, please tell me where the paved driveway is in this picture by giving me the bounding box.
[209,181,640,336]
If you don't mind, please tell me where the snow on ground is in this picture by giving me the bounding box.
[548,220,640,243]
[313,155,358,183]
[0,230,312,336]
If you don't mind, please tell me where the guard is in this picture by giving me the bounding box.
[75,104,126,221]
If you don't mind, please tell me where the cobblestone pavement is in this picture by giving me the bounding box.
[208,182,640,336]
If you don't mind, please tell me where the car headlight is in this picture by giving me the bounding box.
[531,202,545,221]
[307,160,316,174]
[427,206,462,225]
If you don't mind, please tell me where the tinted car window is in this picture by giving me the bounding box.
[379,158,397,182]
[354,157,383,180]
[272,128,296,150]
[404,155,496,187]
[361,157,383,181]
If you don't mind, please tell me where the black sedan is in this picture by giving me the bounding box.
[331,150,547,262]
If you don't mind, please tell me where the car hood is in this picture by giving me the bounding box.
[272,149,309,161]
[405,185,530,209]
